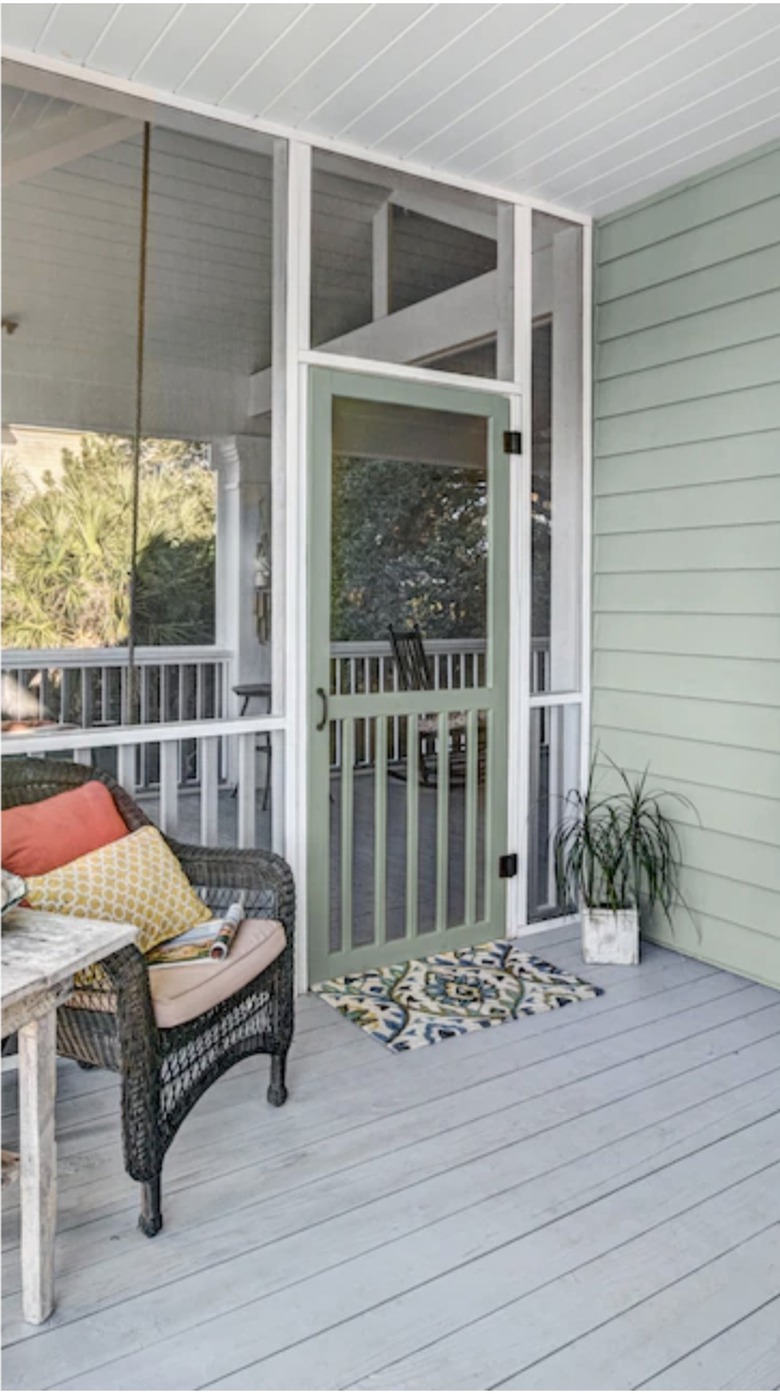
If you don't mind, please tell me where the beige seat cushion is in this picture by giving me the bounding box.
[149,917,286,1029]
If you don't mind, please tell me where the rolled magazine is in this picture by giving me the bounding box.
[147,896,245,967]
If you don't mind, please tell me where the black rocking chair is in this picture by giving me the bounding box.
[388,624,481,785]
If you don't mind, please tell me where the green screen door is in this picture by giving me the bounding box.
[308,369,512,984]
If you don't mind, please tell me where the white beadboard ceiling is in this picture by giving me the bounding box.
[2,2,780,216]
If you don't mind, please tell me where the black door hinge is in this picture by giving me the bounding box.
[503,430,522,455]
[498,853,518,879]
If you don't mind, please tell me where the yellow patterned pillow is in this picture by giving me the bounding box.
[26,826,211,987]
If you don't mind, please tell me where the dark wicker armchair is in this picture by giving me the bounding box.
[1,756,295,1237]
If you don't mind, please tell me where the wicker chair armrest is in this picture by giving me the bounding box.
[98,942,159,1043]
[97,942,163,1180]
[167,842,295,932]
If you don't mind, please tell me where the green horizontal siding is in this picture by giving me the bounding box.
[592,689,780,758]
[597,144,780,263]
[598,195,780,302]
[597,243,780,341]
[595,381,780,455]
[595,475,780,532]
[595,430,780,495]
[593,142,780,989]
[593,651,780,707]
[597,290,780,379]
[594,613,780,660]
[595,522,780,573]
[594,570,780,616]
[597,336,780,417]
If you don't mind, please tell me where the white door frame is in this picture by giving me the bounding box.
[281,146,538,989]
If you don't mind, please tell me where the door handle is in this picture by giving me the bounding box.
[315,687,328,731]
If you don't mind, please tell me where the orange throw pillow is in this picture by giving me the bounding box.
[1,781,129,878]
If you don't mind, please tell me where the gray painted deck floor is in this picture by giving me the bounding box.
[3,924,780,1391]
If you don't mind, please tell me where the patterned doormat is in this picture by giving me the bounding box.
[312,940,604,1052]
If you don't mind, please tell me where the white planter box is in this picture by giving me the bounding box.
[582,907,639,965]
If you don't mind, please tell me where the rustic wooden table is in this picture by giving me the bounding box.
[1,908,138,1324]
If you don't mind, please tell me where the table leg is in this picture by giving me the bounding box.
[18,1008,57,1324]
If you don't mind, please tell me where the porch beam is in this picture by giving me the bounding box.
[317,154,497,240]
[387,184,496,241]
[248,271,498,416]
[3,108,140,186]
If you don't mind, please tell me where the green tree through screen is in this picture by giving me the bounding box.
[331,455,488,643]
[2,435,215,650]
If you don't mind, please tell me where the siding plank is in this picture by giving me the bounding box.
[592,688,780,757]
[594,429,780,495]
[597,288,780,378]
[598,196,780,301]
[595,381,780,455]
[593,650,780,707]
[595,474,780,532]
[597,142,780,263]
[588,725,780,808]
[594,522,780,572]
[593,612,780,662]
[646,915,780,990]
[594,569,780,616]
[597,335,780,416]
[596,242,780,340]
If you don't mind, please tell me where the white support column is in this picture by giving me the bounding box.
[214,436,269,696]
[507,205,532,939]
[214,436,241,705]
[550,225,584,695]
[496,205,517,384]
[275,138,311,990]
[543,225,585,903]
[580,221,594,795]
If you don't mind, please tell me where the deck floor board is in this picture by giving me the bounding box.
[3,928,779,1390]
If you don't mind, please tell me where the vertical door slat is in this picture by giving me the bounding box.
[483,708,494,924]
[341,718,355,951]
[363,658,370,768]
[374,717,388,945]
[405,714,419,941]
[464,708,478,927]
[435,710,450,932]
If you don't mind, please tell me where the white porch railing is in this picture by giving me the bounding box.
[1,717,280,851]
[2,637,563,917]
[2,646,231,788]
[2,638,551,784]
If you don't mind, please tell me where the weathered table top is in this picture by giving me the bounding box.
[1,908,138,1013]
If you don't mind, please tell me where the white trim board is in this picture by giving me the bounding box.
[0,50,592,228]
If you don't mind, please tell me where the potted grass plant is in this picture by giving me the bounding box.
[552,757,694,965]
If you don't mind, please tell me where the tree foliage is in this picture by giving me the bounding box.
[331,456,488,643]
[2,435,216,650]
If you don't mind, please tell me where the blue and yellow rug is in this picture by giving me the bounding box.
[312,940,603,1052]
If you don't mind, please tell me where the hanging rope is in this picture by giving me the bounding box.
[125,121,151,726]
